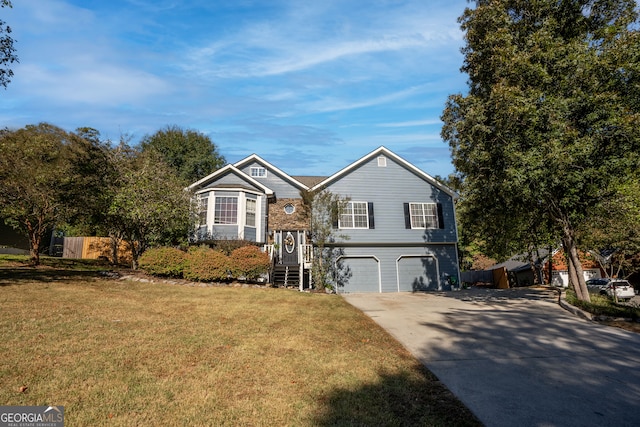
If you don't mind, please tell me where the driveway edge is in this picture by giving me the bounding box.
[558,296,595,321]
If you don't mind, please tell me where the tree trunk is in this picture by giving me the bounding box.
[25,219,41,266]
[109,234,122,266]
[130,242,139,270]
[130,239,145,270]
[565,250,583,299]
[561,223,591,302]
[29,235,41,266]
[547,245,553,285]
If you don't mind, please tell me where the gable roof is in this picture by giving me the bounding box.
[187,164,274,196]
[233,154,310,191]
[310,146,458,198]
[292,176,327,188]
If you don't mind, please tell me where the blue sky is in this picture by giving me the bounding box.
[1,0,470,178]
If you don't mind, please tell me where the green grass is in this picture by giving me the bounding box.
[566,289,640,319]
[0,262,481,426]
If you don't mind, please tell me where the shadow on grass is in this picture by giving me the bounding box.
[0,255,123,286]
[312,367,482,427]
[0,267,112,286]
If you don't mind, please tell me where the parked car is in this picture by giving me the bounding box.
[586,278,610,290]
[586,278,635,301]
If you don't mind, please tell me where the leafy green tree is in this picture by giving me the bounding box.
[580,176,640,278]
[140,125,225,183]
[0,123,77,264]
[301,189,350,291]
[442,0,640,301]
[0,0,18,88]
[107,147,196,269]
[60,127,117,236]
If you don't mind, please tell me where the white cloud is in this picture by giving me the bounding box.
[378,119,443,128]
[3,0,468,178]
[182,1,464,79]
[301,84,433,114]
[15,61,170,105]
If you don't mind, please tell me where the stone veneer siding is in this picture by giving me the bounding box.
[268,198,310,231]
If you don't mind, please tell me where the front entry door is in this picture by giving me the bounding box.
[281,231,298,265]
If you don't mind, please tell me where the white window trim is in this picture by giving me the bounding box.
[284,203,295,215]
[245,198,257,228]
[214,195,239,225]
[250,166,267,178]
[339,201,369,229]
[377,156,387,167]
[197,190,264,242]
[409,202,438,229]
[254,195,263,243]
[198,194,209,226]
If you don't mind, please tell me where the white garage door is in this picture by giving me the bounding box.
[397,256,439,291]
[338,256,380,293]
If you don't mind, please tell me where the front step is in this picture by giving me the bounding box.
[273,264,300,287]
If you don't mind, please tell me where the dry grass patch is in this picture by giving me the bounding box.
[0,270,480,426]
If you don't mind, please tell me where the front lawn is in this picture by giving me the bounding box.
[565,289,640,333]
[0,264,480,426]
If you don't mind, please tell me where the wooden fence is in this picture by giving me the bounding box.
[62,237,132,265]
[460,266,510,288]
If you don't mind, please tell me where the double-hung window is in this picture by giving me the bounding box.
[250,167,267,178]
[408,202,438,229]
[245,198,256,227]
[214,196,238,224]
[198,195,209,226]
[339,201,370,229]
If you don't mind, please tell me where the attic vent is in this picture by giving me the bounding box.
[377,156,387,167]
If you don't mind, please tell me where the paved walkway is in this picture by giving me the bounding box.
[343,288,640,427]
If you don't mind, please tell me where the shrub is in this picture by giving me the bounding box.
[230,245,270,280]
[183,246,231,282]
[138,247,187,277]
[211,239,255,255]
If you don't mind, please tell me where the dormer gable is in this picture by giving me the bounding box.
[310,146,457,199]
[233,154,310,191]
[187,164,274,196]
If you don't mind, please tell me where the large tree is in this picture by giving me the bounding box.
[140,125,225,183]
[107,147,196,269]
[442,0,640,301]
[61,127,117,235]
[580,176,640,278]
[0,0,18,88]
[301,189,350,291]
[0,124,78,264]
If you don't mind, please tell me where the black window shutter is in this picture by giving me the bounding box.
[404,203,411,229]
[332,201,339,229]
[437,203,445,229]
[368,202,375,229]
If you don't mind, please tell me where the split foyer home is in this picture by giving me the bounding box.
[187,146,460,293]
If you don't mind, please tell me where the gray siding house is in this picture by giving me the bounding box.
[188,146,460,293]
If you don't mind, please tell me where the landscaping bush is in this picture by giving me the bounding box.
[183,246,231,282]
[211,238,255,255]
[138,247,187,277]
[230,245,270,280]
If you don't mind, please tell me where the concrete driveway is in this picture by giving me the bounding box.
[343,288,640,427]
